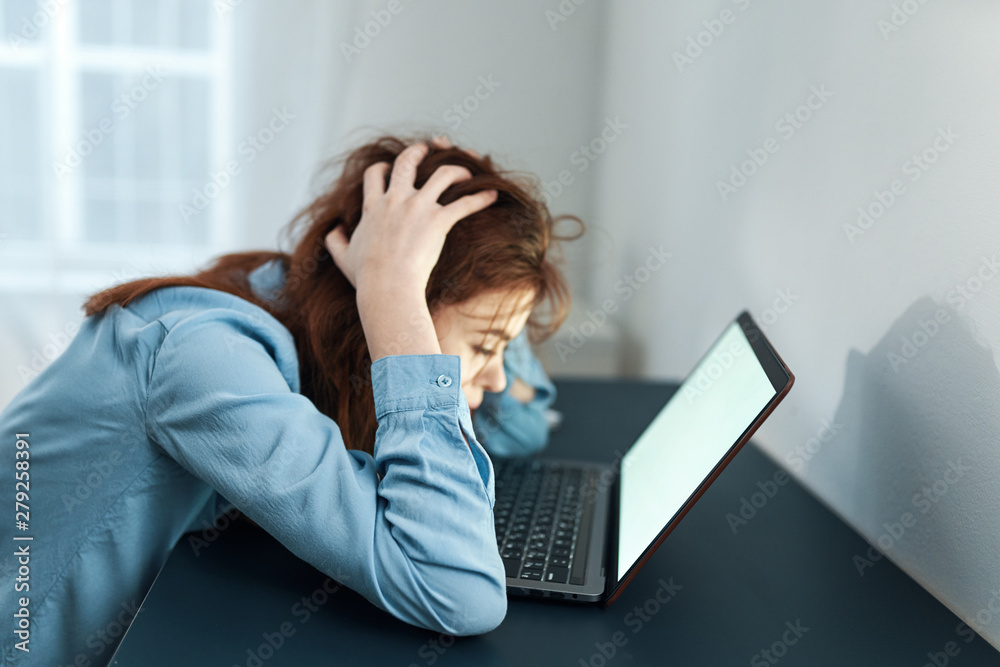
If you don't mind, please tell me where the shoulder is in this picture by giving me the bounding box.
[127,284,301,394]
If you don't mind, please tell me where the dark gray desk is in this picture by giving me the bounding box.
[110,379,1000,666]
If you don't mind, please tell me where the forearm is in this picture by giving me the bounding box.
[357,284,441,360]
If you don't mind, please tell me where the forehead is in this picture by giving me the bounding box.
[448,288,535,330]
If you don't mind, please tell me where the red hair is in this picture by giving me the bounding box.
[84,135,580,454]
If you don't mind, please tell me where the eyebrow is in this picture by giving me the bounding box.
[475,328,513,341]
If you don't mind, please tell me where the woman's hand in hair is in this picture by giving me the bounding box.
[325,137,497,360]
[325,137,496,294]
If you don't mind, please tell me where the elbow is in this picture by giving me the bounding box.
[374,539,509,636]
[483,419,549,459]
[424,566,508,636]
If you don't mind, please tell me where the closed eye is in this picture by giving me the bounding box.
[472,345,497,357]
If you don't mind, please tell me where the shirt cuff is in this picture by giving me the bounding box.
[370,354,464,420]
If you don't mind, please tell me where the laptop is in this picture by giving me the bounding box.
[492,311,794,604]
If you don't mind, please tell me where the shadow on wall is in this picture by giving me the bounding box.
[806,296,1000,648]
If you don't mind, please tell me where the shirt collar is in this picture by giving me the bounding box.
[247,258,288,304]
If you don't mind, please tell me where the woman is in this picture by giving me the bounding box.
[0,135,577,664]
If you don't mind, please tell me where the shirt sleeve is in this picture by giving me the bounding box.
[144,308,506,636]
[472,327,557,458]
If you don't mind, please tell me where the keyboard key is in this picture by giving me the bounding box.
[493,460,596,582]
[544,567,570,584]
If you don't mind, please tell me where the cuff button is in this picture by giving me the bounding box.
[436,374,453,387]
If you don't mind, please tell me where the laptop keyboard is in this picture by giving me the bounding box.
[493,459,597,585]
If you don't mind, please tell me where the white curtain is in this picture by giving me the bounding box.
[0,0,389,404]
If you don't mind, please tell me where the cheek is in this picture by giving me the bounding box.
[457,353,477,384]
[461,357,494,389]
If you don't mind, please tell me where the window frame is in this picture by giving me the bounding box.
[0,0,234,295]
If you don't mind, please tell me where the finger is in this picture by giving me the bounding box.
[362,162,390,203]
[324,226,349,262]
[324,226,356,286]
[436,189,498,230]
[388,141,431,194]
[418,164,473,204]
[431,135,452,148]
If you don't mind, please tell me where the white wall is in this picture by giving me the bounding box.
[232,0,610,294]
[0,0,611,406]
[590,0,1000,649]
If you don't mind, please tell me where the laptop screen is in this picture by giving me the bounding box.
[616,320,779,582]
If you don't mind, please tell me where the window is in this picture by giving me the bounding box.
[0,0,233,293]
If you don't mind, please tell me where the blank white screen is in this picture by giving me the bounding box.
[616,322,776,581]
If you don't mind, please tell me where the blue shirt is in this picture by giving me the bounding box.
[0,259,556,665]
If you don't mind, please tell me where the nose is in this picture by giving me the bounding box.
[478,354,507,394]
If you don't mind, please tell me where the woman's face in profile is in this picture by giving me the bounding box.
[432,288,534,410]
